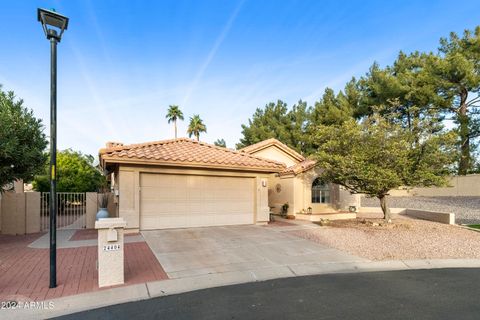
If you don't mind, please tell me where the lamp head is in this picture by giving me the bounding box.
[37,8,69,41]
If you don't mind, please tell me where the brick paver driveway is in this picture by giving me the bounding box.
[142,223,366,279]
[0,231,168,302]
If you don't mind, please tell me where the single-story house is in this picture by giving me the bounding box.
[99,138,285,231]
[99,138,359,231]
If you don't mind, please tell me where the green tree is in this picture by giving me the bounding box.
[166,105,184,139]
[358,53,445,129]
[431,27,480,174]
[237,100,290,149]
[187,114,207,141]
[33,149,106,192]
[310,87,354,126]
[237,100,311,153]
[214,138,226,148]
[0,86,47,190]
[357,29,480,174]
[313,110,456,221]
[304,81,359,153]
[288,100,311,153]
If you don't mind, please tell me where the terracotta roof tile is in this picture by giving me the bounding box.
[100,138,285,172]
[279,159,317,176]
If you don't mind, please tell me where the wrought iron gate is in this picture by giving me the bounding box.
[41,192,86,231]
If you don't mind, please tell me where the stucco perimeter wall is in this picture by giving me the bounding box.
[406,209,455,225]
[359,207,454,225]
[389,175,480,197]
[118,165,272,229]
[1,192,40,235]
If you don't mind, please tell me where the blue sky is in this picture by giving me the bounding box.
[1,0,480,157]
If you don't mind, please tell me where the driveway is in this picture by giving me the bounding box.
[142,224,367,279]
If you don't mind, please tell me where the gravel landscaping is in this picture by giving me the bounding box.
[287,213,480,261]
[361,196,480,224]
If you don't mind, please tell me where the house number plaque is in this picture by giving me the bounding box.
[103,244,120,252]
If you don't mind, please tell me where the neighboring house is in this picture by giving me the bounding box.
[239,138,360,216]
[99,137,359,231]
[99,138,285,231]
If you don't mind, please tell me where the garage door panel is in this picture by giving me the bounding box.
[140,173,254,230]
[142,202,180,214]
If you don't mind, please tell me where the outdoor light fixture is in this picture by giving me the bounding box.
[37,7,69,289]
[37,8,69,41]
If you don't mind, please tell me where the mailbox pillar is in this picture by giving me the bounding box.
[95,218,127,288]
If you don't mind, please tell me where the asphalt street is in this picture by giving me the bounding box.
[55,268,480,320]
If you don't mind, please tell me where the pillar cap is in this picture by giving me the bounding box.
[95,218,126,229]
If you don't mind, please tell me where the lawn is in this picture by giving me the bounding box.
[467,224,480,230]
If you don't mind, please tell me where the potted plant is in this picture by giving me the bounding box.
[281,202,289,217]
[307,207,312,214]
[96,193,109,220]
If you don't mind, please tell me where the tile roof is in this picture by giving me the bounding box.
[239,138,305,162]
[100,138,286,172]
[279,159,317,176]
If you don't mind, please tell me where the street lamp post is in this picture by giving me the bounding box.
[37,8,69,289]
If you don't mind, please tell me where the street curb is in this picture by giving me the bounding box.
[2,283,149,320]
[4,259,480,319]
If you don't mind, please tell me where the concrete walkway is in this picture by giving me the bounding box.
[28,230,144,249]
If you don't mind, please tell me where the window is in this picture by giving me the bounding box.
[311,178,330,203]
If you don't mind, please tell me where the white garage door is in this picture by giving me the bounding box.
[140,173,255,230]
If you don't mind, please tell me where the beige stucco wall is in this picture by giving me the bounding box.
[408,175,480,197]
[268,175,295,215]
[1,192,25,235]
[294,168,340,214]
[116,164,272,230]
[249,146,299,167]
[256,176,270,223]
[385,174,480,197]
[25,192,40,234]
[86,192,98,229]
[267,167,352,215]
[119,168,139,229]
[96,218,126,287]
[1,192,41,235]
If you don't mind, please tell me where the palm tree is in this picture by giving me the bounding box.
[187,114,207,141]
[165,105,184,139]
